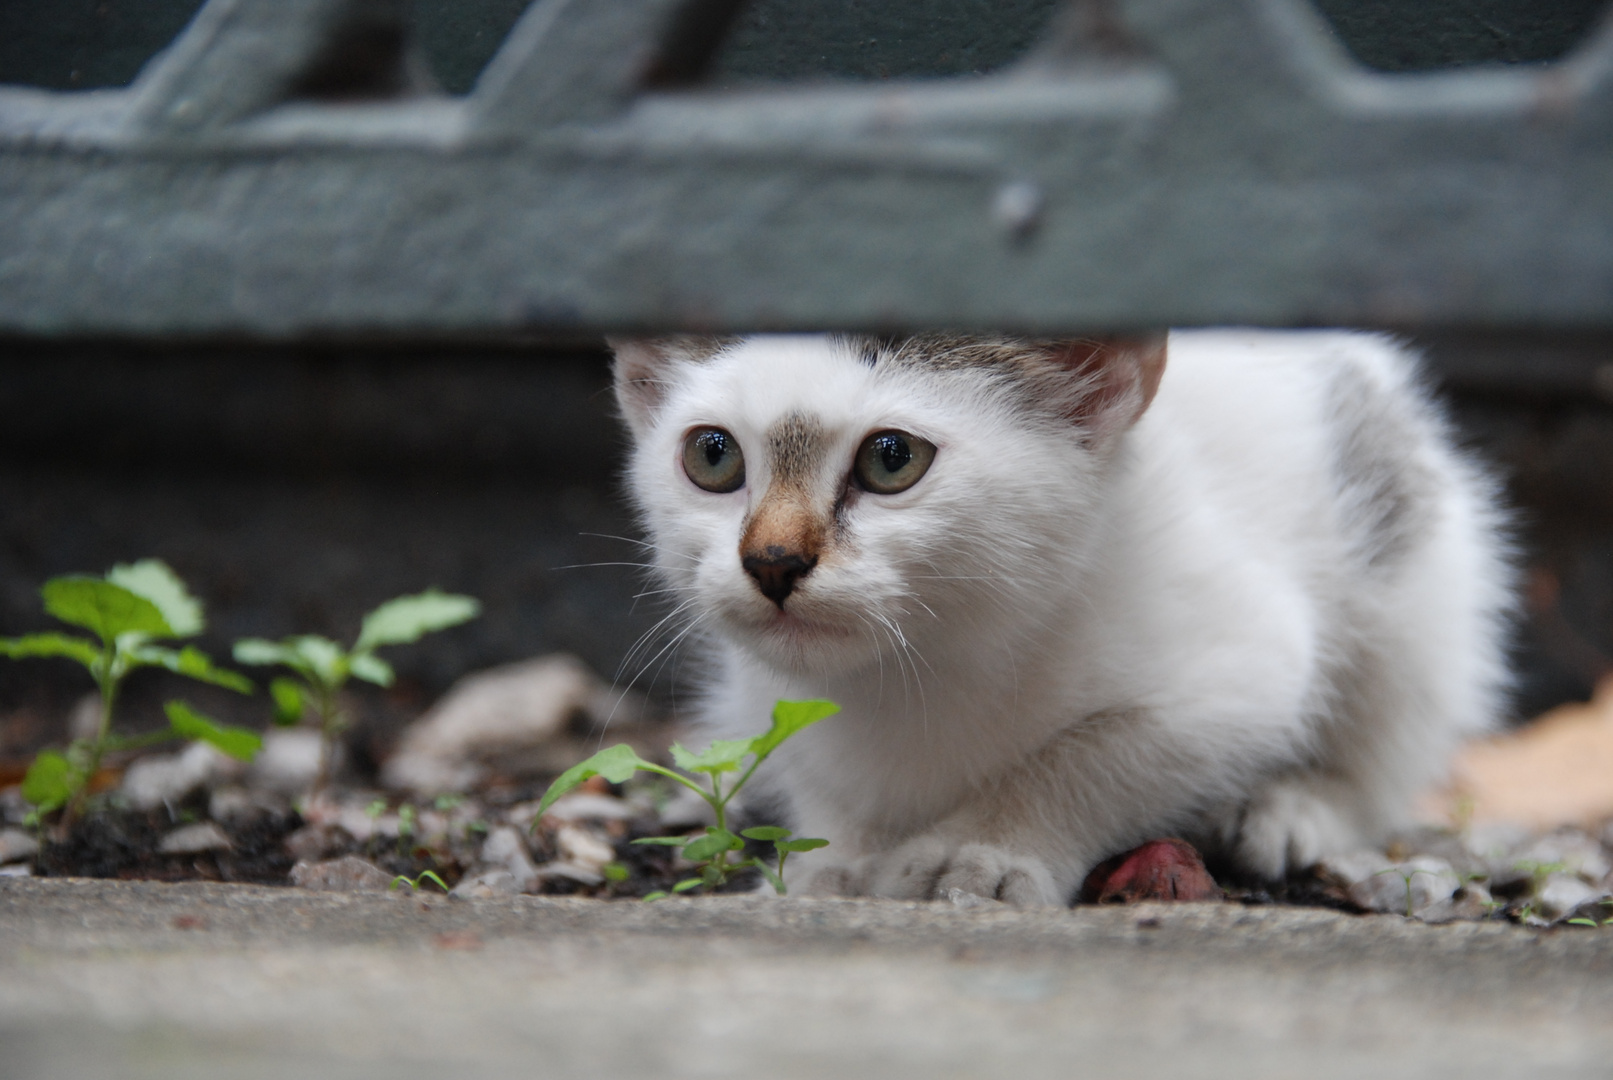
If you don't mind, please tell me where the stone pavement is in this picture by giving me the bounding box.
[2,877,1611,1079]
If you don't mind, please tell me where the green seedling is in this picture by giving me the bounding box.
[1564,899,1613,929]
[1513,859,1572,891]
[390,870,449,894]
[1373,865,1446,919]
[534,699,840,898]
[0,560,256,826]
[233,589,479,794]
[397,803,418,856]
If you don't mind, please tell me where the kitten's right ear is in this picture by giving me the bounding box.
[608,337,676,439]
[610,335,739,437]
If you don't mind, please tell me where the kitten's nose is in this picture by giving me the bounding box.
[742,547,818,607]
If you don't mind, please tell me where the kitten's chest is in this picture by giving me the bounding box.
[714,657,1089,833]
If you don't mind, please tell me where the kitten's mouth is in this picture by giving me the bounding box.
[759,607,854,643]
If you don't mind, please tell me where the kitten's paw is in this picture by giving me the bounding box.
[1232,776,1366,880]
[787,855,868,897]
[870,837,1062,907]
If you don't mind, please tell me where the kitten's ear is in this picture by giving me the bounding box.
[608,335,737,438]
[1047,334,1167,441]
[608,337,677,439]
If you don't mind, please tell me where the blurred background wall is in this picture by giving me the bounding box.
[1,0,1609,773]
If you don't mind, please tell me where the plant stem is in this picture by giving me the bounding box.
[61,644,118,832]
[313,683,338,796]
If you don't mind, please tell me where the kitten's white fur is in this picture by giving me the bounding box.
[612,329,1512,906]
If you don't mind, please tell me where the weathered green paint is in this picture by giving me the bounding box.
[1,0,1611,336]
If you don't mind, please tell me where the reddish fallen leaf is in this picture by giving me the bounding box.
[171,914,208,930]
[1080,838,1222,904]
[1424,675,1613,830]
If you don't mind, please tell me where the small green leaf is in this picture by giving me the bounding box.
[534,744,653,819]
[749,699,840,763]
[0,632,101,669]
[602,862,630,883]
[417,870,450,893]
[642,891,669,902]
[235,636,346,687]
[233,638,300,668]
[740,826,791,842]
[347,651,395,687]
[630,836,689,846]
[669,738,752,775]
[671,878,703,893]
[1568,917,1601,927]
[270,678,305,725]
[775,837,830,853]
[290,636,346,686]
[106,559,203,637]
[21,750,75,811]
[43,577,172,642]
[165,701,263,762]
[133,645,252,693]
[354,590,480,652]
[682,828,744,861]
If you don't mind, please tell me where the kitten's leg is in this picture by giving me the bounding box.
[1230,498,1508,879]
[859,710,1224,907]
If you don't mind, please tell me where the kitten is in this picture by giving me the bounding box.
[611,330,1512,906]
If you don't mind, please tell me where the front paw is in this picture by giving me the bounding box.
[1230,776,1365,881]
[869,836,1062,907]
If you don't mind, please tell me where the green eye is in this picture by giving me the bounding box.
[682,427,745,493]
[854,430,935,494]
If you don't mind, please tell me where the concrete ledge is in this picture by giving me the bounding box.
[4,877,1612,1078]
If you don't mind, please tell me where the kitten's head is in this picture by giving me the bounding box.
[611,333,1165,677]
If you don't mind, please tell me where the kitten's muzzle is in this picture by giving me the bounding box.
[741,548,818,607]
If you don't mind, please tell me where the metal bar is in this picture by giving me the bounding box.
[1,0,1610,336]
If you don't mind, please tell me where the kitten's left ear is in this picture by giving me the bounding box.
[1047,334,1167,442]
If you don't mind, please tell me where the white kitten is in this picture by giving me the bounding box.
[611,330,1512,906]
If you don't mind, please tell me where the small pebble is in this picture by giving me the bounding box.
[158,822,233,855]
[1344,856,1459,917]
[249,729,326,796]
[541,792,636,823]
[290,855,394,892]
[1534,874,1605,921]
[535,861,604,887]
[555,824,616,872]
[944,887,1003,910]
[451,870,523,899]
[480,826,541,889]
[122,742,242,812]
[283,823,354,863]
[209,785,289,823]
[0,828,41,865]
[1416,883,1495,924]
